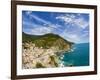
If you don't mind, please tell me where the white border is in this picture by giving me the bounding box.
[17,5,94,75]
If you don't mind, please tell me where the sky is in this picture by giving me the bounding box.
[22,11,89,43]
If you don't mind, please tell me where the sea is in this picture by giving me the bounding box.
[60,43,89,67]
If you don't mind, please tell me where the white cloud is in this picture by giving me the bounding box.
[56,14,89,29]
[60,28,89,43]
[23,12,89,43]
[25,11,32,15]
[25,11,51,25]
[60,30,80,43]
[74,18,89,29]
[31,27,52,35]
[23,21,34,26]
[30,14,51,24]
[56,14,89,43]
[56,14,75,24]
[23,12,62,35]
[29,24,62,35]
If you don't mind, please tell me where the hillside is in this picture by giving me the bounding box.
[22,32,74,68]
[22,32,74,52]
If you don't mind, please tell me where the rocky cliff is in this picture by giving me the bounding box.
[22,32,74,69]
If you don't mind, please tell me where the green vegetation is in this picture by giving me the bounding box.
[36,62,45,68]
[22,32,74,68]
[22,32,74,51]
[50,55,59,67]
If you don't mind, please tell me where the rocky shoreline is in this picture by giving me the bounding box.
[22,41,73,69]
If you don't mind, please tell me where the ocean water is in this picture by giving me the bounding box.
[60,43,89,67]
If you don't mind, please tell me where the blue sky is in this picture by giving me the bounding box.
[22,11,89,43]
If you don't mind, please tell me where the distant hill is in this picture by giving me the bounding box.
[22,32,74,51]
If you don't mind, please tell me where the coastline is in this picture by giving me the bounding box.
[22,42,73,69]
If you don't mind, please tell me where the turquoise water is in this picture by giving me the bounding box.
[60,43,89,67]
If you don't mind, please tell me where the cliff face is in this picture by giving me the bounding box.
[23,32,73,52]
[22,42,59,69]
[22,32,74,69]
